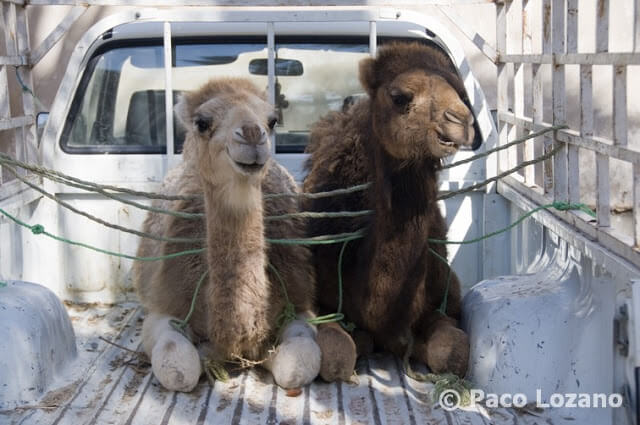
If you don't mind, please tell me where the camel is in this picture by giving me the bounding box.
[133,78,321,392]
[303,41,478,380]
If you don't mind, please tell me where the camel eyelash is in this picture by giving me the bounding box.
[194,116,213,133]
[389,90,413,109]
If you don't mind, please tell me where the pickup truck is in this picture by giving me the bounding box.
[0,3,637,425]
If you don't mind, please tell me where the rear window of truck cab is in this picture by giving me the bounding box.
[60,37,372,155]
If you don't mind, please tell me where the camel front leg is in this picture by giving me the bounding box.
[142,312,202,392]
[262,311,321,389]
[316,322,357,382]
[411,315,469,378]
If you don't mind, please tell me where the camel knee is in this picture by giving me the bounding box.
[264,316,321,389]
[317,322,357,382]
[414,319,469,378]
[281,312,317,339]
[142,313,201,392]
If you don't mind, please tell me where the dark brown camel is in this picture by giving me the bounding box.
[304,41,478,381]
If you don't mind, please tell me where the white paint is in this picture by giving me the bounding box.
[0,281,77,409]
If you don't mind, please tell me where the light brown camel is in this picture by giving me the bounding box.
[133,78,321,392]
[304,41,477,381]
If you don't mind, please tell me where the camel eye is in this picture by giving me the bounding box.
[390,90,413,109]
[194,116,212,133]
[268,116,278,130]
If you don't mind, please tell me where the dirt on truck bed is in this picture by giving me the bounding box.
[1,302,557,425]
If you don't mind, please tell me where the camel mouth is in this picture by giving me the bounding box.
[437,134,458,149]
[233,161,265,174]
[225,146,268,175]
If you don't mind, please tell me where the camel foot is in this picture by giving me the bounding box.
[264,320,321,389]
[316,322,357,382]
[413,320,469,378]
[142,313,201,392]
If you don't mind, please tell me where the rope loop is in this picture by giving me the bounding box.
[31,224,45,235]
[551,201,597,218]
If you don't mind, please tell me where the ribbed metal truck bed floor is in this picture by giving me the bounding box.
[1,303,562,425]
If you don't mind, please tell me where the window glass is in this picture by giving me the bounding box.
[61,39,368,154]
[62,42,267,153]
[63,45,165,152]
[274,43,369,153]
[171,42,268,152]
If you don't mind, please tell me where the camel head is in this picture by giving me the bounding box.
[176,78,277,186]
[359,42,477,162]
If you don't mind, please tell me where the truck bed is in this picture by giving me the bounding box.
[0,302,566,425]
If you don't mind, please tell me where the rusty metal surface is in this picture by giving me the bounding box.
[1,303,560,425]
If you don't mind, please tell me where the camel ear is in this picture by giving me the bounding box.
[174,94,193,131]
[359,57,378,96]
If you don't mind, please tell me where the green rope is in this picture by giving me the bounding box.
[1,155,203,219]
[403,332,473,406]
[0,124,563,226]
[263,183,370,200]
[265,210,373,221]
[0,154,374,224]
[203,357,230,384]
[437,144,563,201]
[267,229,365,245]
[269,263,298,333]
[169,269,209,334]
[0,207,204,262]
[441,124,568,170]
[269,256,348,332]
[428,201,596,246]
[430,247,453,316]
[306,239,354,329]
[0,153,200,202]
[14,67,47,111]
[335,240,356,332]
[3,164,204,244]
[430,201,595,315]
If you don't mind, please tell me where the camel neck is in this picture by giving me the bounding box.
[371,144,439,223]
[201,182,264,246]
[201,181,270,359]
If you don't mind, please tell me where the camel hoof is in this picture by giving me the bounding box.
[269,336,321,389]
[425,325,469,377]
[151,331,201,392]
[317,323,357,382]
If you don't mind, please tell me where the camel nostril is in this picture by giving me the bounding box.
[241,124,263,145]
[444,110,466,125]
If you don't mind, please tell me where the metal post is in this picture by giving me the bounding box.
[566,0,580,205]
[551,0,567,202]
[267,22,275,154]
[15,4,37,165]
[540,0,552,192]
[496,1,508,176]
[369,20,377,57]
[163,22,175,166]
[595,0,611,228]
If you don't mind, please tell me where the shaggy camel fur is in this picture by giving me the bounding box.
[134,78,320,392]
[304,42,477,380]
